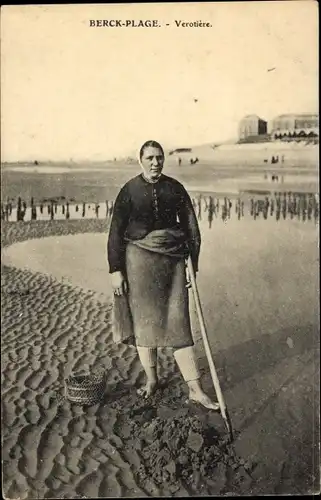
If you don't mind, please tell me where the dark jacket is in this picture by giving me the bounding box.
[107,174,201,273]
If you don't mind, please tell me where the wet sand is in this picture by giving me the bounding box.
[1,157,318,207]
[1,219,320,497]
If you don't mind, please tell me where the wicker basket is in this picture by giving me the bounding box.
[65,372,106,406]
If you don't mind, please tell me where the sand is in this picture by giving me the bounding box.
[1,218,320,498]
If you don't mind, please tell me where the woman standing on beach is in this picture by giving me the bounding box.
[107,140,219,410]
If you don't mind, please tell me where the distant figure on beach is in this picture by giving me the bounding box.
[178,157,182,166]
[95,203,100,218]
[82,202,86,218]
[66,202,70,220]
[107,139,219,410]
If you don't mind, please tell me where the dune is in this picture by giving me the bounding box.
[1,217,319,498]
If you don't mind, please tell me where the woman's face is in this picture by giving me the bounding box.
[140,146,164,181]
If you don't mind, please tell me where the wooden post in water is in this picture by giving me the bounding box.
[8,198,12,216]
[31,197,37,220]
[4,203,9,221]
[17,197,22,221]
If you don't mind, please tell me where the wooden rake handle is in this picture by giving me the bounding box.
[187,256,234,442]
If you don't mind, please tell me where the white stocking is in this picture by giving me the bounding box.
[137,346,157,368]
[174,346,200,382]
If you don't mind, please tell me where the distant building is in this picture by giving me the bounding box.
[238,115,268,140]
[271,113,319,139]
[168,148,192,155]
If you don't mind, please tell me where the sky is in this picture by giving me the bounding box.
[1,1,319,162]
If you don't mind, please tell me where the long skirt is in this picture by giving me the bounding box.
[124,242,194,348]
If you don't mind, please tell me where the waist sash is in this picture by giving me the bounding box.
[126,228,189,258]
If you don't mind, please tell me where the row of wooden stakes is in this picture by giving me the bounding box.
[1,197,114,222]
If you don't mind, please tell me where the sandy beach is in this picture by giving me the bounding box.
[1,215,319,498]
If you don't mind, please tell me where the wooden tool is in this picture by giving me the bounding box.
[187,256,234,442]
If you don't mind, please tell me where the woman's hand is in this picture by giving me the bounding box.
[111,271,128,296]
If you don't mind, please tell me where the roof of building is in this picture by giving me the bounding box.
[240,114,267,122]
[273,113,319,120]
